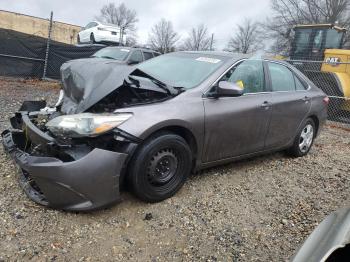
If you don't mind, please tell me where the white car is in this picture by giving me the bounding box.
[78,21,123,44]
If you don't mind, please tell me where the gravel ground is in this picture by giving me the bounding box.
[0,77,350,261]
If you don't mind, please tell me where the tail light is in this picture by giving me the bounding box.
[323,96,330,105]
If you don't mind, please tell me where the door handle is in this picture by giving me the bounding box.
[302,96,311,103]
[261,101,271,109]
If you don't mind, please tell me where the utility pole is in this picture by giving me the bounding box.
[119,27,122,46]
[210,33,214,51]
[42,11,53,79]
[119,26,125,46]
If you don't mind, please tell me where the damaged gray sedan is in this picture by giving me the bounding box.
[2,52,328,211]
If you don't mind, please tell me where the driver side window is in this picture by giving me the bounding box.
[129,50,143,63]
[221,60,265,94]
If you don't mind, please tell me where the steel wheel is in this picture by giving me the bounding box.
[298,124,314,153]
[147,149,178,186]
[128,132,192,202]
[90,33,95,44]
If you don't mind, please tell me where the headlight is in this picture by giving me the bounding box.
[46,113,132,137]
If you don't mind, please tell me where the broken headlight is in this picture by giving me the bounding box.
[46,113,133,138]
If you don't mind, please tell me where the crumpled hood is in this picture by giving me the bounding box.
[60,58,134,114]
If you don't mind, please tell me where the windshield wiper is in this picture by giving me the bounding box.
[92,55,116,60]
[129,69,183,95]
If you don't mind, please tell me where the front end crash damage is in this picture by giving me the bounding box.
[2,101,140,211]
[2,61,182,211]
[59,60,181,114]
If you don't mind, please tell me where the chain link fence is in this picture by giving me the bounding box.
[287,59,350,129]
[0,13,106,80]
[0,18,349,129]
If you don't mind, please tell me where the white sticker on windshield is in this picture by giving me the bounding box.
[121,49,130,52]
[196,57,221,63]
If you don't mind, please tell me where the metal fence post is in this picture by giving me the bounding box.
[42,11,53,79]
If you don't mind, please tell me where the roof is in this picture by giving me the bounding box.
[294,24,347,32]
[93,20,121,28]
[175,51,293,66]
[101,46,160,53]
[179,51,253,60]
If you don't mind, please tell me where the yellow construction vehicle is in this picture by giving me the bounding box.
[289,24,350,119]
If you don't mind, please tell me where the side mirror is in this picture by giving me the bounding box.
[216,81,244,97]
[127,59,140,65]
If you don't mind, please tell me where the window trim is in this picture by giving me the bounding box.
[293,74,307,91]
[204,58,269,97]
[129,50,144,63]
[142,51,154,60]
[265,60,311,93]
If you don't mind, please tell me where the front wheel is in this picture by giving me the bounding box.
[287,118,316,157]
[128,132,192,202]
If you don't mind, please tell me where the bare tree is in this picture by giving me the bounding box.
[148,19,179,53]
[226,19,263,54]
[263,0,350,53]
[181,24,213,51]
[97,3,138,45]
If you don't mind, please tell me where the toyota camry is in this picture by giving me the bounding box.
[2,51,328,211]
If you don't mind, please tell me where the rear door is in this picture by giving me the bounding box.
[264,62,311,149]
[203,60,273,162]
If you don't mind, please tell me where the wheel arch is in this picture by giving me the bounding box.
[307,114,320,136]
[144,125,198,161]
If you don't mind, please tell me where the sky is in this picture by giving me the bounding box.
[1,0,271,50]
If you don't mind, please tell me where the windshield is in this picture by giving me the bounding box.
[136,53,225,89]
[325,29,344,49]
[92,47,130,60]
[294,29,312,56]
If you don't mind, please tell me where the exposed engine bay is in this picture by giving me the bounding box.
[59,59,182,114]
[9,61,183,163]
[86,84,170,113]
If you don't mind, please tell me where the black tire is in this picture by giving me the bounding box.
[128,132,192,202]
[90,33,95,44]
[287,118,316,157]
[77,35,81,44]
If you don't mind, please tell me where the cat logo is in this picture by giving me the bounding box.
[324,57,341,66]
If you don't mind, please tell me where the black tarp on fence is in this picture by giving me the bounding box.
[0,29,105,79]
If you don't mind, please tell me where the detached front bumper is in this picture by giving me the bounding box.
[2,113,128,212]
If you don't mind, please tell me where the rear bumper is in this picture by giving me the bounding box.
[95,32,119,43]
[2,115,128,212]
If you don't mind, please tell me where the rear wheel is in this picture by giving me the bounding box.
[287,118,315,157]
[90,33,95,44]
[128,132,192,202]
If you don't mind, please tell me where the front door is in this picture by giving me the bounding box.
[203,60,272,162]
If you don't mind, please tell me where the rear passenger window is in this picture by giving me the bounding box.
[268,62,295,91]
[143,52,153,61]
[294,75,307,90]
